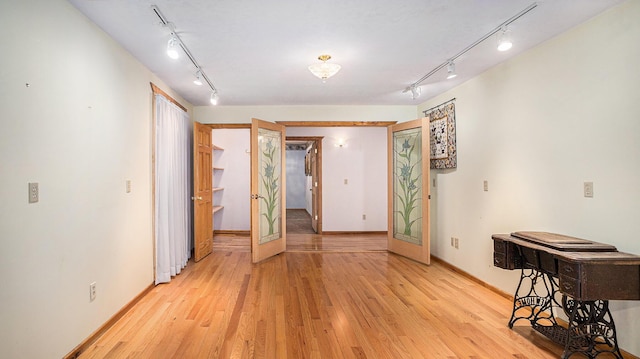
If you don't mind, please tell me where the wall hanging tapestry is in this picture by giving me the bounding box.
[424,99,457,169]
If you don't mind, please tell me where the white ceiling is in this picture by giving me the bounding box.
[67,0,624,106]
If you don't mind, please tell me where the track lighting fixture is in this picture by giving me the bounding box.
[404,2,536,99]
[166,36,180,59]
[410,84,421,100]
[193,71,203,86]
[152,5,220,106]
[497,26,513,52]
[446,61,457,79]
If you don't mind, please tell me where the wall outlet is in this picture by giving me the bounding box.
[483,180,488,192]
[126,180,132,193]
[344,179,348,185]
[362,214,366,220]
[455,238,459,249]
[28,182,39,203]
[451,237,459,248]
[89,282,96,302]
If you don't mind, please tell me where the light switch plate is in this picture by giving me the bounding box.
[584,182,594,198]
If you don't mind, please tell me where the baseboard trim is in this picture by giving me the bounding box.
[214,230,250,236]
[430,255,513,301]
[63,283,155,359]
[322,231,388,235]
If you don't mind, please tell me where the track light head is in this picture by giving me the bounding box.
[167,36,180,59]
[497,26,513,52]
[446,61,457,79]
[410,84,421,100]
[210,92,218,105]
[193,71,203,86]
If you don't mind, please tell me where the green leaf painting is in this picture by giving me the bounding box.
[258,129,281,243]
[393,128,422,244]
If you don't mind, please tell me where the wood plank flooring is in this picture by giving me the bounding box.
[78,234,636,359]
[286,209,315,234]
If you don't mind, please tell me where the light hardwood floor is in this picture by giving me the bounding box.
[78,234,636,358]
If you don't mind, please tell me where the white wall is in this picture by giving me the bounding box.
[211,129,251,231]
[0,1,191,357]
[286,127,388,231]
[286,149,307,209]
[194,105,416,124]
[419,1,640,355]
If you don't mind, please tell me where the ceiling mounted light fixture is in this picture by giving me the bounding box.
[497,26,513,51]
[446,61,457,79]
[193,70,203,86]
[404,2,536,99]
[308,54,341,82]
[410,84,421,100]
[152,5,220,106]
[166,35,180,59]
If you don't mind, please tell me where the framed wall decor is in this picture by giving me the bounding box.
[427,102,457,169]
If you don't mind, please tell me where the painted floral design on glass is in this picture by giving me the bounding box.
[393,127,422,244]
[258,128,281,244]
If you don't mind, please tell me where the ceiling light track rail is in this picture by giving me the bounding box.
[406,2,537,94]
[151,5,219,101]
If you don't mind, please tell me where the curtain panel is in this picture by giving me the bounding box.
[155,94,192,284]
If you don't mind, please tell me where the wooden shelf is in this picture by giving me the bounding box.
[212,139,224,219]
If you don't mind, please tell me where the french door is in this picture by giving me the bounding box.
[388,118,430,264]
[250,118,286,263]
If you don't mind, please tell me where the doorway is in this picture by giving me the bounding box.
[285,136,323,234]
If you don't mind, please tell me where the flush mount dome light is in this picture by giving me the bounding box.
[308,54,341,82]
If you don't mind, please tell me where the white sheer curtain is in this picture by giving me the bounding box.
[155,94,192,284]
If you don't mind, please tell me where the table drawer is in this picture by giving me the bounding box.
[559,260,580,279]
[494,240,506,253]
[559,275,580,298]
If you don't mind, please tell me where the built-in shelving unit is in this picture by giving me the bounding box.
[213,145,224,216]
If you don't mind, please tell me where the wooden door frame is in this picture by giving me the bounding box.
[286,136,323,234]
[206,121,395,241]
